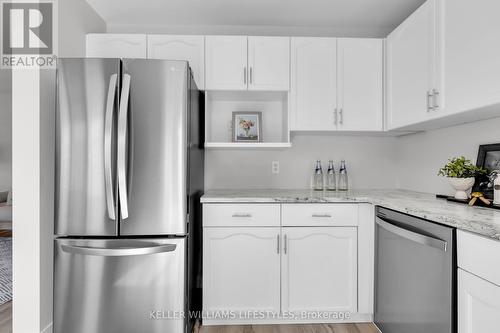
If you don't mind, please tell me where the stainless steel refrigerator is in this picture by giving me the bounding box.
[53,58,204,333]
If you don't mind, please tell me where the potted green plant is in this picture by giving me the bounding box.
[438,156,487,199]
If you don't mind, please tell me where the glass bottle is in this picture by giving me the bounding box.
[313,160,324,191]
[326,160,336,191]
[338,160,348,191]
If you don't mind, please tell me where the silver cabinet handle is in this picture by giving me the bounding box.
[312,214,332,218]
[277,234,280,254]
[61,243,176,257]
[284,234,287,254]
[231,213,252,218]
[117,73,131,220]
[432,89,440,110]
[376,217,447,252]
[427,91,434,112]
[339,108,344,124]
[243,67,247,84]
[250,67,253,84]
[334,108,338,125]
[104,74,118,220]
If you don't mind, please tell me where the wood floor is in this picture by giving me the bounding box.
[196,323,380,333]
[0,301,11,333]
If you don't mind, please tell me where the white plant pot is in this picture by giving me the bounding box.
[448,177,475,200]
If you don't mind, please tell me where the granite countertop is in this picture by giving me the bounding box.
[201,189,500,241]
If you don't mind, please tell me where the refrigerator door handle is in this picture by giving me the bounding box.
[104,74,118,220]
[61,243,177,257]
[118,73,131,219]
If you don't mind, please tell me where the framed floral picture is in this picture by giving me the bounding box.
[232,112,262,142]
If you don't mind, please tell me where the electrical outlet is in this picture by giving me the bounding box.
[272,161,280,174]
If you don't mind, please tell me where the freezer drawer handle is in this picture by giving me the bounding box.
[104,74,118,220]
[118,73,131,219]
[232,213,252,218]
[376,217,448,252]
[312,214,332,218]
[61,243,176,257]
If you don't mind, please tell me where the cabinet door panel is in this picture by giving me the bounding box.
[386,0,435,129]
[291,38,337,131]
[248,36,290,91]
[458,269,500,333]
[203,227,281,312]
[282,227,357,313]
[147,35,205,89]
[86,34,147,58]
[338,38,383,131]
[205,36,247,90]
[443,0,500,114]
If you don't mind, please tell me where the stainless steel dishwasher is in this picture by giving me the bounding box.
[374,207,455,333]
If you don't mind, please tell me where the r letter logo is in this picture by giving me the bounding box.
[1,1,56,68]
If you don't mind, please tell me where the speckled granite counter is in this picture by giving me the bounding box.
[201,189,500,241]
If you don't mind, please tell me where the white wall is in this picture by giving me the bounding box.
[395,116,500,195]
[205,133,398,189]
[107,23,390,38]
[0,70,11,191]
[59,0,106,57]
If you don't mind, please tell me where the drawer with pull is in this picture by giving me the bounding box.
[282,203,358,226]
[203,204,281,227]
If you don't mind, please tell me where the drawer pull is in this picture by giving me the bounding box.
[312,214,332,218]
[232,213,252,218]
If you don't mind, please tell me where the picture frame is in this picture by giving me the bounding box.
[232,112,262,142]
[472,143,500,199]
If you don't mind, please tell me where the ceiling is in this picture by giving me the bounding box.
[86,0,426,37]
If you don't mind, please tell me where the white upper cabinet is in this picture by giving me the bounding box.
[281,227,358,313]
[248,36,290,91]
[291,37,337,131]
[205,36,290,91]
[147,35,205,89]
[442,0,500,116]
[337,38,383,131]
[386,0,439,130]
[86,34,147,58]
[205,36,248,90]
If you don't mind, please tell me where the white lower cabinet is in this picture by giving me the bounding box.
[281,227,358,313]
[203,227,281,313]
[458,269,500,333]
[202,203,368,325]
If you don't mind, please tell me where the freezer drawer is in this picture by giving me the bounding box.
[54,238,187,333]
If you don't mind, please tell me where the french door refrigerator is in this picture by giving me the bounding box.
[54,58,204,333]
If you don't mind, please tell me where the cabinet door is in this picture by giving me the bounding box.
[443,0,500,115]
[337,38,383,131]
[386,0,436,129]
[282,227,357,313]
[86,34,147,58]
[291,37,337,131]
[203,227,281,313]
[147,35,205,89]
[458,269,500,333]
[205,36,248,90]
[248,36,290,91]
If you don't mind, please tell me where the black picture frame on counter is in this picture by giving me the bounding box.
[472,143,500,199]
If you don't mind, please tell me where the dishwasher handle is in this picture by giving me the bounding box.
[376,216,448,252]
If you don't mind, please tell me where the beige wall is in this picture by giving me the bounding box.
[59,0,106,57]
[205,133,398,190]
[395,116,500,196]
[0,70,11,192]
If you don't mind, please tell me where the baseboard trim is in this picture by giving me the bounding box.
[203,314,373,326]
